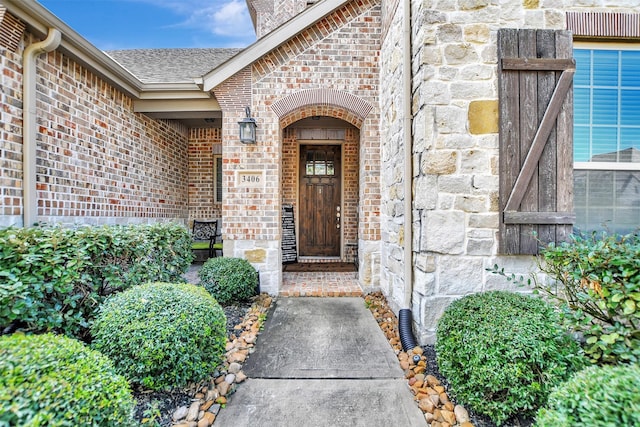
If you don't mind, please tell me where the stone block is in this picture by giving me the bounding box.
[437,24,462,43]
[438,175,472,194]
[421,210,465,254]
[414,269,436,296]
[468,100,498,135]
[414,175,438,209]
[454,195,487,213]
[421,151,458,175]
[468,213,499,229]
[437,256,484,294]
[245,248,267,263]
[460,149,493,174]
[463,24,490,43]
[416,296,457,341]
[451,81,495,101]
[443,43,479,65]
[466,238,494,256]
[435,105,467,134]
[415,253,436,273]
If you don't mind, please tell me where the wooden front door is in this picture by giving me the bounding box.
[299,145,342,257]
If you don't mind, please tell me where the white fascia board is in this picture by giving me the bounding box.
[4,0,143,98]
[134,98,221,114]
[202,0,349,92]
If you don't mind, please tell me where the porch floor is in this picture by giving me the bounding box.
[184,263,362,297]
[281,271,362,297]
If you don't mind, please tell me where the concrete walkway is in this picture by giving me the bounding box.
[214,297,426,427]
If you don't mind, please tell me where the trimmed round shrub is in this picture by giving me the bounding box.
[535,364,640,426]
[435,291,587,426]
[91,282,226,391]
[198,257,259,306]
[0,333,135,426]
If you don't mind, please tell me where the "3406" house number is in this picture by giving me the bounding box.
[236,171,264,188]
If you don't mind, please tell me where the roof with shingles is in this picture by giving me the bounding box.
[105,48,243,84]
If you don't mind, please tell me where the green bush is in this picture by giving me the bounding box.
[0,222,193,339]
[435,291,586,426]
[78,222,194,296]
[0,333,135,426]
[0,226,90,337]
[538,232,640,365]
[91,282,227,391]
[535,364,640,426]
[198,257,259,306]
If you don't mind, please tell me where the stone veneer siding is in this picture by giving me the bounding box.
[380,0,640,343]
[0,23,198,227]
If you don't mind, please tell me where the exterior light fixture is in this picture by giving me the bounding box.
[238,106,257,144]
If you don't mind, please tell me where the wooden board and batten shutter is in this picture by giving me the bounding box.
[498,29,576,255]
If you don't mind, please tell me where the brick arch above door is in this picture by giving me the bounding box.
[271,88,373,128]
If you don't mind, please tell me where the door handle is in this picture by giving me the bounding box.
[336,206,340,229]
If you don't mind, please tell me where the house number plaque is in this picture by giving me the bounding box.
[236,171,264,188]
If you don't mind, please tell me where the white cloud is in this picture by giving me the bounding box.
[211,1,252,37]
[132,0,255,46]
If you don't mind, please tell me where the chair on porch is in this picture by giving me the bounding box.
[192,220,221,259]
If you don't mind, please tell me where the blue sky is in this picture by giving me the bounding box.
[38,0,257,50]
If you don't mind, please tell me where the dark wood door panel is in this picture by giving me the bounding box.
[299,145,341,256]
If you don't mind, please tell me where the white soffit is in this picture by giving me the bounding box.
[134,98,222,114]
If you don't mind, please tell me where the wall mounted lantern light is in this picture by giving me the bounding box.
[238,106,257,144]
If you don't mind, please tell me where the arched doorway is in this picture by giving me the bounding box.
[281,117,359,263]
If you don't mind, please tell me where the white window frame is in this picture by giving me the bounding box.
[214,154,223,204]
[574,42,640,173]
[573,41,640,232]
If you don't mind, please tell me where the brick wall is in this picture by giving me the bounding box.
[0,24,191,227]
[252,0,382,287]
[0,9,23,226]
[189,128,222,221]
[248,0,314,39]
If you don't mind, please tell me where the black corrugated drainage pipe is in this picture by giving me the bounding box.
[399,308,417,352]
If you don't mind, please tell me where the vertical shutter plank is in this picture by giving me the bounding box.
[498,29,521,254]
[537,29,559,248]
[555,31,575,244]
[519,29,541,254]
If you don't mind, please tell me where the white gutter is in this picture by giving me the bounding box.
[203,0,349,91]
[403,0,413,309]
[23,27,61,227]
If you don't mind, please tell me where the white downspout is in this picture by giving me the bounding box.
[23,28,61,227]
[398,0,417,351]
[402,0,413,309]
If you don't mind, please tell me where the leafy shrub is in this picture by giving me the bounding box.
[435,291,586,426]
[91,282,227,390]
[78,222,194,296]
[0,332,135,426]
[198,257,259,306]
[535,364,640,426]
[0,222,193,339]
[0,226,89,337]
[538,232,640,365]
[490,231,640,364]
